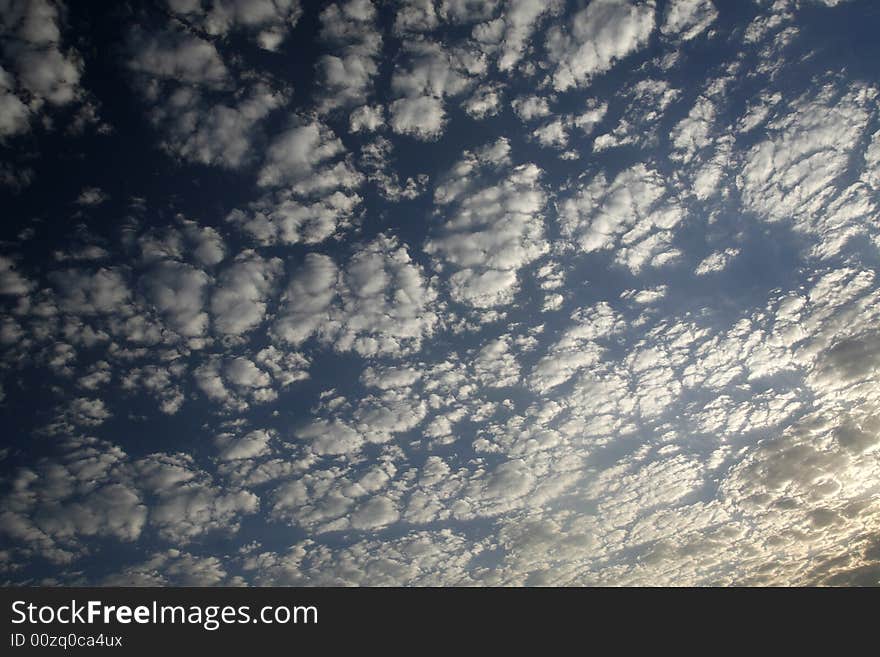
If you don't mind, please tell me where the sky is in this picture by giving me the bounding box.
[1,0,879,586]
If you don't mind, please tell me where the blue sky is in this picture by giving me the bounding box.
[1,0,880,585]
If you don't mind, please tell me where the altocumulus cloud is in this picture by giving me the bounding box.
[2,0,880,588]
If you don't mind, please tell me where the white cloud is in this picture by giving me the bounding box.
[391,38,481,98]
[353,396,427,444]
[142,261,210,338]
[65,397,111,426]
[389,37,483,139]
[0,0,83,109]
[210,252,282,336]
[349,104,385,132]
[193,359,236,408]
[695,247,740,275]
[272,253,339,347]
[274,235,437,356]
[0,64,30,138]
[0,438,259,563]
[121,365,185,415]
[661,0,718,41]
[546,0,656,91]
[316,0,382,111]
[226,115,364,244]
[621,285,668,305]
[254,346,310,387]
[739,83,874,223]
[165,0,302,50]
[127,26,286,169]
[242,531,482,585]
[296,419,364,456]
[738,82,880,261]
[558,164,686,273]
[526,100,609,150]
[689,134,732,200]
[148,483,258,543]
[50,267,131,316]
[670,95,716,163]
[425,138,548,307]
[473,336,521,387]
[861,128,880,190]
[75,187,109,206]
[359,136,429,201]
[532,118,569,148]
[135,219,227,268]
[393,0,440,34]
[512,95,551,121]
[101,549,230,586]
[333,235,438,355]
[77,361,112,391]
[216,428,274,462]
[389,95,447,140]
[227,190,361,246]
[592,78,680,152]
[573,100,608,134]
[194,355,281,410]
[530,302,625,393]
[270,457,402,533]
[0,255,33,295]
[440,0,500,24]
[736,91,782,134]
[225,356,272,391]
[257,118,363,191]
[492,0,562,72]
[184,222,226,267]
[351,495,399,530]
[151,84,285,169]
[127,28,228,86]
[462,82,502,119]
